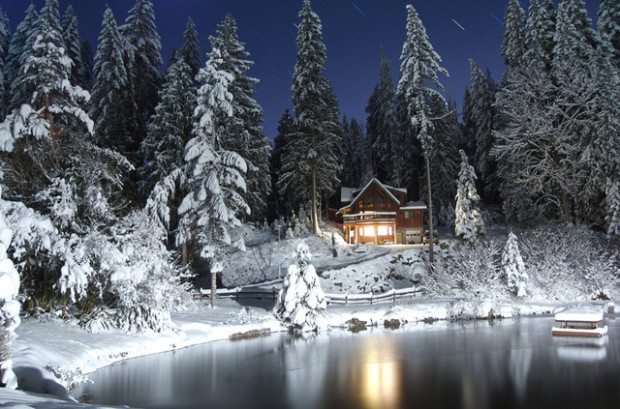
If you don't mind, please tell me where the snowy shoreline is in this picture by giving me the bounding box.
[3,296,612,408]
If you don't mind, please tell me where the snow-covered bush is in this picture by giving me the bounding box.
[501,232,528,297]
[1,190,192,333]
[274,241,326,331]
[82,211,193,333]
[0,186,20,389]
[427,239,502,297]
[519,225,619,300]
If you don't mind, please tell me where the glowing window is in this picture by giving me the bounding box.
[377,226,388,236]
[364,226,375,236]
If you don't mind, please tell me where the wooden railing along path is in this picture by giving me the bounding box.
[193,286,426,305]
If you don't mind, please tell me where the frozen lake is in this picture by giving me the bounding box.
[72,315,620,409]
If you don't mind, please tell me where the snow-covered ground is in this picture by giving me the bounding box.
[2,226,617,408]
[2,293,606,408]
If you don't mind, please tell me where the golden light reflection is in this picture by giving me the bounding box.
[354,336,403,409]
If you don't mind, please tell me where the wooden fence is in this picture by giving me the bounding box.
[192,286,425,305]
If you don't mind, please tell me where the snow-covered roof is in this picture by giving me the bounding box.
[400,201,427,211]
[341,187,355,203]
[339,178,404,212]
[555,307,604,323]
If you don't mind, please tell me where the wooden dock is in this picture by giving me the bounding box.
[552,307,608,338]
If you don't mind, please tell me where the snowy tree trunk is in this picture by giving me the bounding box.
[182,242,188,264]
[560,187,573,225]
[210,271,217,309]
[311,148,320,235]
[426,156,434,265]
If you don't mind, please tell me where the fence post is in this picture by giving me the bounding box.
[370,292,373,305]
[393,289,396,304]
[345,294,348,305]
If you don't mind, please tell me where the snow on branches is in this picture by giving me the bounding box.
[501,232,528,297]
[455,150,484,241]
[274,241,326,331]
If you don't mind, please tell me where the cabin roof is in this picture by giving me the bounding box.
[339,178,405,212]
[400,201,427,211]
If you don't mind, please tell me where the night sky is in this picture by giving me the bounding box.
[3,0,600,139]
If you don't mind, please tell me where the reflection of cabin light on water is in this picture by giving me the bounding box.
[357,337,402,409]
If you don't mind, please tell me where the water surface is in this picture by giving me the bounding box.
[72,316,620,409]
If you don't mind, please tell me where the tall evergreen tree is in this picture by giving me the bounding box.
[461,86,475,154]
[268,109,295,221]
[121,0,163,158]
[13,0,91,139]
[426,97,460,226]
[468,59,497,203]
[366,49,399,184]
[139,57,196,197]
[455,150,484,242]
[525,0,556,70]
[209,14,272,220]
[598,0,620,69]
[79,36,94,91]
[279,0,341,234]
[178,17,201,84]
[6,4,38,112]
[0,7,8,117]
[61,5,84,90]
[340,116,366,188]
[501,0,527,72]
[588,19,620,231]
[396,4,449,262]
[551,0,599,221]
[90,7,138,155]
[178,47,249,307]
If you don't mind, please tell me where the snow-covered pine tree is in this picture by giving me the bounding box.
[586,24,620,229]
[606,179,620,238]
[61,5,84,91]
[340,116,366,188]
[6,4,38,112]
[397,4,449,262]
[121,0,163,161]
[178,47,249,307]
[502,231,528,297]
[426,96,459,226]
[79,36,94,91]
[525,0,556,70]
[551,0,599,222]
[12,0,92,142]
[493,63,563,222]
[274,241,326,331]
[268,109,296,221]
[468,59,497,203]
[455,150,484,242]
[0,8,7,117]
[598,0,620,70]
[90,6,139,155]
[209,15,272,221]
[280,0,342,234]
[366,49,399,185]
[178,17,201,86]
[501,0,527,73]
[140,57,196,198]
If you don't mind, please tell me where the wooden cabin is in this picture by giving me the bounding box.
[338,179,426,245]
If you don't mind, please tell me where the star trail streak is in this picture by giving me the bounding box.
[452,19,466,31]
[490,12,503,24]
[352,3,365,16]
